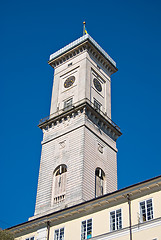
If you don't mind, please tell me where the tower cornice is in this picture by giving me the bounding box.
[48,35,118,75]
[38,99,122,141]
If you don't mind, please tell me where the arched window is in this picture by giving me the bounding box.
[95,168,105,197]
[53,164,67,204]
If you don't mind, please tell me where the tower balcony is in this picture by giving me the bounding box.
[39,98,121,139]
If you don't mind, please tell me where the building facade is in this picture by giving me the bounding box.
[10,176,161,240]
[8,34,161,240]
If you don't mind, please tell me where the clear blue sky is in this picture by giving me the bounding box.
[1,0,161,230]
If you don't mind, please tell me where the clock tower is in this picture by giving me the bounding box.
[32,34,122,219]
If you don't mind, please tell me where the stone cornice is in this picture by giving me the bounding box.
[38,100,122,141]
[49,34,116,65]
[48,39,117,75]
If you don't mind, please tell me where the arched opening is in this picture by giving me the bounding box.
[95,168,105,197]
[53,164,67,204]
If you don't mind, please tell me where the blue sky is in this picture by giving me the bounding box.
[1,0,161,230]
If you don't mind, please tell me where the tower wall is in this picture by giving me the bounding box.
[50,51,112,118]
[34,107,118,218]
[83,126,117,202]
[34,113,86,217]
[50,52,87,115]
[32,35,121,220]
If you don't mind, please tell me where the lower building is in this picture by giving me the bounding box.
[9,175,161,240]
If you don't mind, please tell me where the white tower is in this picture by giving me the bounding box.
[33,34,122,219]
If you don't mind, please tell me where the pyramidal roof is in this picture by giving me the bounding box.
[49,34,116,67]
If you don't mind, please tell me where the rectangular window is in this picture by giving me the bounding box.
[81,219,92,240]
[140,199,153,222]
[64,98,73,110]
[94,99,101,112]
[26,238,34,240]
[110,209,122,231]
[54,228,64,240]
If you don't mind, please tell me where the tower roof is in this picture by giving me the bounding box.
[49,34,116,68]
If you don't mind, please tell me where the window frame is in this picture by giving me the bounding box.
[64,97,73,110]
[81,218,93,240]
[52,164,67,205]
[54,227,65,240]
[139,198,154,223]
[109,208,122,232]
[93,98,101,112]
[95,167,105,198]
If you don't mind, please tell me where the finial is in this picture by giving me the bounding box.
[83,21,87,36]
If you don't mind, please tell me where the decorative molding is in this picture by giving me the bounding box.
[98,143,103,154]
[49,34,116,66]
[59,140,66,149]
[48,40,117,75]
[40,102,121,142]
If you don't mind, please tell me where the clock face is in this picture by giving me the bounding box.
[64,76,75,88]
[93,78,102,92]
